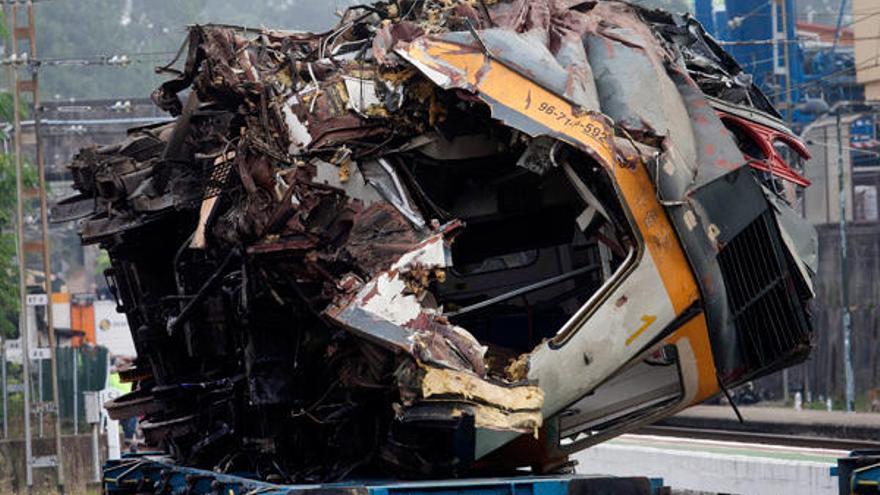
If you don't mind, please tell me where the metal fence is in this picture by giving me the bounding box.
[3,345,109,436]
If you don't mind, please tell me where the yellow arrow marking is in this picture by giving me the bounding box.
[626,314,657,346]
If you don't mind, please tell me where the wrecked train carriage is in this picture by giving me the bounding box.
[56,0,817,482]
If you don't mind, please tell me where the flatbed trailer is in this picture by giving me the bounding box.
[102,454,668,495]
[834,450,880,495]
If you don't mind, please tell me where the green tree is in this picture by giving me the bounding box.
[0,154,19,338]
[0,150,36,339]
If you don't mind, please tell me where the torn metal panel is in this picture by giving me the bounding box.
[768,190,819,295]
[360,158,426,229]
[343,76,384,116]
[328,222,494,377]
[396,37,615,169]
[584,3,696,169]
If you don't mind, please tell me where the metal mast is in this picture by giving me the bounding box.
[9,0,65,490]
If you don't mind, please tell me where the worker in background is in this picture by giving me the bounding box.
[109,356,138,450]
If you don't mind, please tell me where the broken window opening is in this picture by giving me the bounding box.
[396,140,635,371]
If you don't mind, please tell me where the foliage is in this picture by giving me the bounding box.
[0,153,36,339]
[0,0,34,337]
[0,160,18,338]
[96,249,111,280]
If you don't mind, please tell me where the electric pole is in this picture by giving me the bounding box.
[835,106,856,413]
[9,1,65,490]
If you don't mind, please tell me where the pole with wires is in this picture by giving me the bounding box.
[10,3,35,487]
[831,0,849,55]
[780,0,794,124]
[836,107,856,413]
[9,1,65,490]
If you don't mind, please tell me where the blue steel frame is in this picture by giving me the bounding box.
[833,451,880,495]
[103,453,666,495]
[696,0,863,131]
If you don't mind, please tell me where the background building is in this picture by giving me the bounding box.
[854,0,880,101]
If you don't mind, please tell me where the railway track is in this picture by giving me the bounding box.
[636,424,880,451]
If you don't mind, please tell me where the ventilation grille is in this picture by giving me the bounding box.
[717,212,810,370]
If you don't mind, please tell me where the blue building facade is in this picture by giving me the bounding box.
[695,0,863,131]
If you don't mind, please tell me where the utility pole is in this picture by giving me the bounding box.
[836,107,856,412]
[11,3,35,488]
[9,1,65,490]
[778,0,795,403]
[780,0,794,125]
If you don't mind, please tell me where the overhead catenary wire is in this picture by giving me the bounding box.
[19,116,173,126]
[767,54,880,99]
[0,51,177,68]
[716,7,880,48]
[723,0,771,35]
[805,138,880,158]
[841,9,880,28]
[723,6,880,28]
[37,100,158,114]
[718,35,880,46]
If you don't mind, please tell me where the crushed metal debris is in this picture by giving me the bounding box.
[56,0,817,483]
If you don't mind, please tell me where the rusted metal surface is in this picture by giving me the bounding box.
[57,0,816,483]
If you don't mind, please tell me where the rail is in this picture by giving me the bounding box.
[637,425,880,451]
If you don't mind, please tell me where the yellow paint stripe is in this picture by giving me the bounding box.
[613,160,700,314]
[666,313,719,403]
[406,40,615,167]
[625,314,657,346]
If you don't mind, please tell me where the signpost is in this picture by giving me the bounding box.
[25,293,48,307]
[29,348,50,360]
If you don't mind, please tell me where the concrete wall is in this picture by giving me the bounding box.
[0,433,105,494]
[803,115,856,224]
[809,223,880,400]
[760,222,880,404]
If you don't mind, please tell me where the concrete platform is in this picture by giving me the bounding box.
[575,434,844,495]
[657,405,880,441]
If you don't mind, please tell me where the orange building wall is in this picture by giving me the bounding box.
[70,300,95,347]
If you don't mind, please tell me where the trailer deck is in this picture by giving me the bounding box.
[103,454,667,495]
